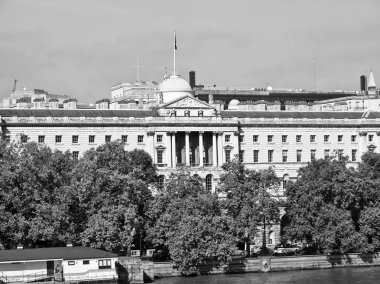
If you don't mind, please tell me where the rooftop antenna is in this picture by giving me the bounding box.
[173,31,177,75]
[132,56,144,82]
[12,79,17,92]
[312,57,317,90]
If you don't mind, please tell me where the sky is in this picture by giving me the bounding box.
[0,0,379,103]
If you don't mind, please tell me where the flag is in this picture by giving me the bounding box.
[174,33,177,50]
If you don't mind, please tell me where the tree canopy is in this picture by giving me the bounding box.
[284,154,380,253]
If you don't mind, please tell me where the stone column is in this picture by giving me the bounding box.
[166,132,172,167]
[212,132,217,167]
[217,131,224,166]
[199,132,204,167]
[171,132,176,168]
[147,131,155,163]
[185,131,190,166]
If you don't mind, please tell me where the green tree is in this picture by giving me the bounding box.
[72,142,156,253]
[0,140,76,248]
[284,157,366,253]
[146,167,236,271]
[219,160,281,255]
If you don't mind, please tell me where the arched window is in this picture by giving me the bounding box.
[205,174,213,192]
[268,231,275,245]
[158,175,165,190]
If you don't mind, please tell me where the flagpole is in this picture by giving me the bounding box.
[173,31,176,75]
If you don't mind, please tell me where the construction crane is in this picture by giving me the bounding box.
[12,79,17,92]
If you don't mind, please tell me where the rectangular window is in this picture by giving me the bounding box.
[296,135,302,143]
[311,149,316,160]
[268,150,273,163]
[68,261,75,266]
[369,134,374,142]
[239,150,244,162]
[282,150,288,162]
[21,135,28,143]
[296,150,302,162]
[253,150,259,163]
[38,135,45,143]
[324,149,330,158]
[83,260,90,265]
[225,150,231,162]
[282,135,287,143]
[138,135,144,143]
[324,135,329,143]
[338,149,344,159]
[157,135,163,143]
[310,135,316,143]
[89,135,95,143]
[253,135,259,143]
[98,259,111,269]
[121,135,128,143]
[352,149,357,162]
[225,135,231,143]
[105,135,111,143]
[338,135,343,142]
[72,135,79,144]
[72,151,79,161]
[157,150,163,164]
[55,135,62,143]
[267,135,273,143]
[351,135,357,143]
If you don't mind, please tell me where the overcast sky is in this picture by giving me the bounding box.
[0,0,379,103]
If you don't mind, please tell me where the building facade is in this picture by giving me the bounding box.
[1,73,380,247]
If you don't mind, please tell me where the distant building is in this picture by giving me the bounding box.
[111,81,158,103]
[2,87,71,109]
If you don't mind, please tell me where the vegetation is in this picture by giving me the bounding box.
[3,137,380,270]
[283,153,380,254]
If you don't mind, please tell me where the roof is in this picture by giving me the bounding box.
[0,247,118,262]
[0,109,154,118]
[221,111,365,119]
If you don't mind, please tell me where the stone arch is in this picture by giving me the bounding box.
[268,230,275,245]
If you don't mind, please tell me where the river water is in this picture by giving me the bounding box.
[154,266,380,284]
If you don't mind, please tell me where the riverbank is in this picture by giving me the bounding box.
[148,253,380,280]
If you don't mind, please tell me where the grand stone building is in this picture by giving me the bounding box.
[1,72,380,246]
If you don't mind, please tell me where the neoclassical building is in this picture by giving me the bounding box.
[2,73,380,246]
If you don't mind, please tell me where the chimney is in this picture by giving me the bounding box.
[360,75,367,92]
[189,71,195,89]
[17,243,23,250]
[95,99,110,109]
[49,98,59,109]
[63,98,77,109]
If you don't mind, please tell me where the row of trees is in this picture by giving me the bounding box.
[283,153,380,254]
[2,139,380,270]
[0,140,282,271]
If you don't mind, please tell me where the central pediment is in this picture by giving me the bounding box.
[160,95,214,109]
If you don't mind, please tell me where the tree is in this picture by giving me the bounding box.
[72,142,156,253]
[284,157,366,253]
[219,160,281,255]
[0,140,76,248]
[146,167,236,271]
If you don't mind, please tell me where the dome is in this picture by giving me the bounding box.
[228,99,240,110]
[158,75,192,93]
